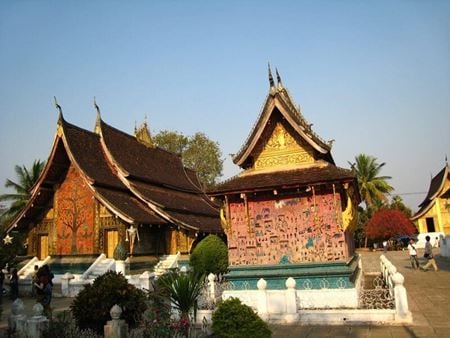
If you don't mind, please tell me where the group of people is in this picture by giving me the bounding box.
[0,265,19,301]
[32,264,54,317]
[407,235,439,271]
[0,263,53,318]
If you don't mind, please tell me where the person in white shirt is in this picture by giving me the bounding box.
[421,235,439,271]
[407,239,419,270]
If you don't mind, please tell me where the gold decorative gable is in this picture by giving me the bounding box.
[253,122,314,170]
[99,204,112,217]
[135,121,154,148]
[45,208,54,219]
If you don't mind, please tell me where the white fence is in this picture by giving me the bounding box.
[216,255,412,324]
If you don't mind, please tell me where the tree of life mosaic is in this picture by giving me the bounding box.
[227,193,346,265]
[56,165,95,255]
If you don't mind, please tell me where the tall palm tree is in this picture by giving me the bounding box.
[349,154,394,211]
[0,159,45,223]
[349,154,394,248]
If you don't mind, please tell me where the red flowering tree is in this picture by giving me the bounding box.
[366,209,416,240]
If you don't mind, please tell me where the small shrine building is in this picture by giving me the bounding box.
[5,109,221,260]
[411,163,450,235]
[209,69,360,289]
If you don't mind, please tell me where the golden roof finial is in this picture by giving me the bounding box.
[135,115,154,148]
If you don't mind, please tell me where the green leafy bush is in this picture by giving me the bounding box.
[212,298,272,338]
[189,235,228,275]
[157,270,205,321]
[43,311,100,338]
[70,271,146,334]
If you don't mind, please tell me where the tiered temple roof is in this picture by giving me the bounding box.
[6,111,220,234]
[210,67,358,196]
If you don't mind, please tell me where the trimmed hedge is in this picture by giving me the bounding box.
[70,271,146,334]
[189,235,228,275]
[212,298,272,338]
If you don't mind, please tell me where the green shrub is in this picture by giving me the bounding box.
[189,235,228,275]
[157,270,205,321]
[70,271,146,334]
[43,311,100,338]
[212,298,272,338]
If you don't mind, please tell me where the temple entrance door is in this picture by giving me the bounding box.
[106,230,119,258]
[38,235,48,260]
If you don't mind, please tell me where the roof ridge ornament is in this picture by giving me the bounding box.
[275,68,283,89]
[54,96,63,121]
[268,63,275,88]
[94,97,101,118]
[94,97,102,134]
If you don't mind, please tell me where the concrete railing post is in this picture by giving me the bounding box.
[392,272,412,322]
[285,277,299,323]
[257,278,268,321]
[207,273,216,300]
[104,304,128,338]
[26,303,49,338]
[139,271,153,291]
[61,272,74,297]
[8,298,27,337]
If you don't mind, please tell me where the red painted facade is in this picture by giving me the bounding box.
[55,165,95,255]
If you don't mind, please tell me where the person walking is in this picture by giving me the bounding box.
[421,235,439,271]
[31,264,39,296]
[9,268,19,300]
[407,239,419,269]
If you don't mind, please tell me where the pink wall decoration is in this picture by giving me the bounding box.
[228,193,347,265]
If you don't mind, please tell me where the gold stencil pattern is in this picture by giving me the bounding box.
[254,122,314,170]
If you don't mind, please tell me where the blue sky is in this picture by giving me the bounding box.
[0,0,449,211]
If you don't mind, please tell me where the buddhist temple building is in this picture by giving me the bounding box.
[209,68,361,290]
[4,109,221,261]
[411,163,450,235]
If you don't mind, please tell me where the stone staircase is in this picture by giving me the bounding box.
[83,255,115,279]
[154,252,180,277]
[18,256,51,279]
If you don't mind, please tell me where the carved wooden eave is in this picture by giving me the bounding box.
[233,83,334,168]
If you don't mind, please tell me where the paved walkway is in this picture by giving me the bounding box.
[0,249,448,337]
[270,248,450,337]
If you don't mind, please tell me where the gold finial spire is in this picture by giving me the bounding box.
[135,115,154,148]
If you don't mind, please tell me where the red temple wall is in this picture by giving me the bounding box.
[228,192,347,265]
[55,165,95,255]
